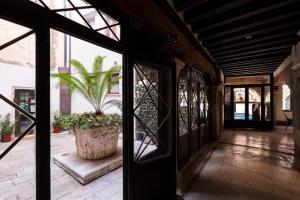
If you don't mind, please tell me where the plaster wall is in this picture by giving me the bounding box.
[274,39,300,156]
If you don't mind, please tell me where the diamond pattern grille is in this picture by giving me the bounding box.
[29,0,120,41]
[133,63,171,162]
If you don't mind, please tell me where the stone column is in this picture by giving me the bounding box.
[291,63,300,158]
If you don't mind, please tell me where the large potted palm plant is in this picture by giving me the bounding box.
[51,55,122,160]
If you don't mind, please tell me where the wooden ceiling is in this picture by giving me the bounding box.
[172,0,300,76]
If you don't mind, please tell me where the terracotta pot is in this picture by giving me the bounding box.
[1,134,12,142]
[74,126,120,160]
[52,127,61,134]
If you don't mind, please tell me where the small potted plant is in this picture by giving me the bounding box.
[52,114,62,134]
[0,113,15,142]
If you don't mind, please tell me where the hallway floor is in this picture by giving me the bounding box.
[185,126,300,200]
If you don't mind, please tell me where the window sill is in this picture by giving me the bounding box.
[283,110,292,112]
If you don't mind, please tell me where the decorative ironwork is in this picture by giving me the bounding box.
[0,22,36,160]
[133,63,171,162]
[178,78,188,136]
[0,95,36,160]
[29,0,120,41]
[191,82,199,130]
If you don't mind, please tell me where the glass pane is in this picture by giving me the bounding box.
[249,87,261,121]
[200,90,205,124]
[191,81,199,130]
[50,30,123,199]
[178,78,188,136]
[71,0,90,7]
[265,86,271,121]
[79,8,106,30]
[225,75,270,85]
[0,19,36,199]
[28,0,45,7]
[234,88,245,120]
[134,64,159,161]
[282,84,291,110]
[224,87,231,120]
[133,64,170,162]
[205,90,209,122]
[0,19,31,47]
[39,0,72,9]
[57,10,89,28]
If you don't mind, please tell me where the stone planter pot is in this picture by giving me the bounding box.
[74,126,120,160]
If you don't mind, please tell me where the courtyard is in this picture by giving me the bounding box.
[0,132,123,200]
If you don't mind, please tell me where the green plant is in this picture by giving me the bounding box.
[51,55,122,114]
[52,113,62,128]
[0,113,15,135]
[60,113,122,130]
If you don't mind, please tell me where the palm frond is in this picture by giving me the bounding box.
[70,59,92,86]
[92,55,105,74]
[101,99,122,112]
[51,55,122,114]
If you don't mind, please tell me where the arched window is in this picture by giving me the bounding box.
[282,84,291,110]
[249,88,260,102]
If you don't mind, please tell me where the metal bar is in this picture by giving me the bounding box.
[53,6,93,12]
[35,26,50,200]
[0,30,35,51]
[67,0,93,29]
[95,9,120,41]
[0,1,123,53]
[0,122,36,160]
[95,23,120,32]
[0,94,36,121]
[38,0,49,9]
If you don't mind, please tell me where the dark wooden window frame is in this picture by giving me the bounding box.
[0,0,125,199]
[224,74,274,129]
[177,67,211,169]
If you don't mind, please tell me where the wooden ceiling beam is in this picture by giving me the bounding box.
[206,21,300,47]
[194,0,299,34]
[221,62,281,69]
[219,57,286,66]
[216,49,290,63]
[219,56,287,65]
[223,70,275,76]
[208,31,297,52]
[221,60,284,68]
[211,38,298,56]
[185,0,253,24]
[197,11,300,39]
[174,0,208,12]
[214,45,291,60]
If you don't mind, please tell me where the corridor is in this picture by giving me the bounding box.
[185,127,300,200]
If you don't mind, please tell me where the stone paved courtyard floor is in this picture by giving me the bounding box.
[0,132,123,200]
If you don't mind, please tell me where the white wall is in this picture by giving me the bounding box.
[0,63,35,118]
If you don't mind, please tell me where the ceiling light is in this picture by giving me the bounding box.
[245,35,252,40]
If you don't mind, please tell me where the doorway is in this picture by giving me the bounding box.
[224,75,273,129]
